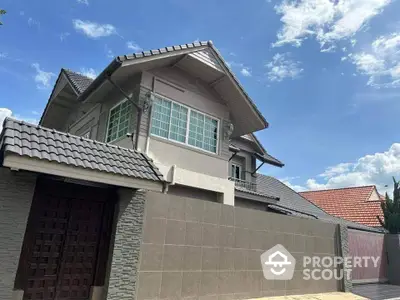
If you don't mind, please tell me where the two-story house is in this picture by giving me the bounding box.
[0,40,290,300]
[0,40,385,300]
[40,41,283,207]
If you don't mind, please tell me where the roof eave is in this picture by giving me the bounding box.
[77,58,122,102]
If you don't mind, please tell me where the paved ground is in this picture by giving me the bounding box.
[352,284,400,300]
[252,292,367,300]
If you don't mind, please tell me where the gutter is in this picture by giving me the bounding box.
[77,58,122,102]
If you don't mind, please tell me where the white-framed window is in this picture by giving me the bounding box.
[231,163,243,180]
[106,99,133,143]
[150,94,219,153]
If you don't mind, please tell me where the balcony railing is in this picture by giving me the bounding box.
[228,177,257,192]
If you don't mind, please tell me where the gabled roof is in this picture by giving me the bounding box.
[1,118,164,182]
[77,40,268,137]
[63,69,94,94]
[299,186,384,227]
[232,133,284,167]
[256,174,383,232]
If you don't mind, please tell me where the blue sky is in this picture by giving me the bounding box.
[1,0,400,194]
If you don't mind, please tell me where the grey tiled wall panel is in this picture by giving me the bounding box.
[136,192,341,299]
[0,168,37,300]
[106,189,147,300]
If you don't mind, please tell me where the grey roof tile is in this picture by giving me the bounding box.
[1,118,164,182]
[63,69,94,94]
[256,174,383,232]
[235,185,278,200]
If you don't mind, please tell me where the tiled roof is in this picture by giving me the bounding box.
[256,174,383,232]
[299,186,384,227]
[235,185,279,200]
[63,69,94,94]
[0,118,164,182]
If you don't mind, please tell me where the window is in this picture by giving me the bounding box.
[150,94,219,153]
[106,100,133,143]
[231,164,243,180]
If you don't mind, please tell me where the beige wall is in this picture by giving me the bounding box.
[136,192,340,300]
[141,67,232,179]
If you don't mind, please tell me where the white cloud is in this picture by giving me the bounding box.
[127,41,142,52]
[73,20,117,39]
[28,17,40,28]
[351,32,400,87]
[240,68,252,77]
[286,143,400,195]
[0,108,12,132]
[77,0,89,5]
[280,178,308,192]
[266,53,303,82]
[273,0,391,49]
[60,32,70,42]
[79,68,97,79]
[31,63,55,89]
[0,108,39,132]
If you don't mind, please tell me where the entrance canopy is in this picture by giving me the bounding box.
[0,118,165,192]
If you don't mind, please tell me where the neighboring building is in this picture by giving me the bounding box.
[300,186,384,227]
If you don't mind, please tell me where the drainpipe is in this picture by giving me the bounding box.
[144,76,156,154]
[106,77,143,150]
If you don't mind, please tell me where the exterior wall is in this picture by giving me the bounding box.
[368,189,381,201]
[64,74,142,144]
[385,234,400,285]
[348,229,387,284]
[168,185,219,203]
[69,103,102,139]
[136,192,341,300]
[0,168,37,300]
[141,68,231,179]
[235,197,268,211]
[106,188,147,300]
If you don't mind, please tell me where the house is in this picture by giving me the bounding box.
[299,186,384,227]
[0,40,385,300]
[0,40,289,300]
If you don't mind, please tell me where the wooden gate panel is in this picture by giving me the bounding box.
[21,179,113,300]
[23,196,70,300]
[56,200,105,300]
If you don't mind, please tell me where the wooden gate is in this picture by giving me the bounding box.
[348,229,387,283]
[17,178,114,300]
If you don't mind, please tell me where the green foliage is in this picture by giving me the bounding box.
[0,10,6,25]
[378,177,400,233]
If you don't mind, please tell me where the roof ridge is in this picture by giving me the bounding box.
[4,117,143,155]
[116,40,211,62]
[62,68,95,81]
[299,185,376,193]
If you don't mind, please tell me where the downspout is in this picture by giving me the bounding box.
[144,76,156,154]
[106,77,143,150]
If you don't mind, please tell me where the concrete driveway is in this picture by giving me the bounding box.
[352,284,400,300]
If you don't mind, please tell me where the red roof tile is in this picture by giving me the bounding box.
[299,186,384,227]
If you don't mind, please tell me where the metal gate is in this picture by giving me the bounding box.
[20,179,112,300]
[348,229,387,283]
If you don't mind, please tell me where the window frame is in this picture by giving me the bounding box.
[150,93,220,154]
[231,163,243,180]
[105,99,132,143]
